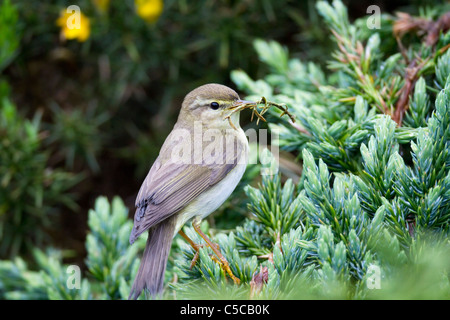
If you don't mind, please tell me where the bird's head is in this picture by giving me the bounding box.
[178,83,254,130]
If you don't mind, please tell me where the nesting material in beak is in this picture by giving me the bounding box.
[224,97,295,130]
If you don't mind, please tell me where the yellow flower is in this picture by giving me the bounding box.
[92,0,110,14]
[135,0,163,23]
[56,8,91,42]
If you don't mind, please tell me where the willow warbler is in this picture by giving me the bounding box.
[128,83,251,299]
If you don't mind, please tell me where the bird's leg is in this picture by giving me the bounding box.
[191,219,240,285]
[178,223,241,285]
[179,229,220,269]
[178,229,204,270]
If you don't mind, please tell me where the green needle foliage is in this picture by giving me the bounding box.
[0,0,82,259]
[170,0,450,299]
[0,98,80,258]
[0,196,145,300]
[85,196,147,299]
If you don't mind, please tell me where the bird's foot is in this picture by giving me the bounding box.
[178,228,241,285]
[191,221,240,285]
[209,253,241,285]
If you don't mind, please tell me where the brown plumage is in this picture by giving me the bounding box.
[128,84,248,299]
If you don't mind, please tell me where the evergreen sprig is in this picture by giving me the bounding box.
[85,196,145,299]
[0,197,144,300]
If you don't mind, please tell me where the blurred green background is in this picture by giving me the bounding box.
[0,0,443,268]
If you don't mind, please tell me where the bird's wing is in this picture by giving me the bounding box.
[129,141,244,244]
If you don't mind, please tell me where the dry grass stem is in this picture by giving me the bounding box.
[224,97,295,130]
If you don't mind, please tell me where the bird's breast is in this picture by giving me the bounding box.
[174,128,248,234]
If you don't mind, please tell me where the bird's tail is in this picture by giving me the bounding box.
[128,218,176,300]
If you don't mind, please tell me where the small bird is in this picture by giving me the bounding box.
[128,83,251,299]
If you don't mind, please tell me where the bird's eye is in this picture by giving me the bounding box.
[210,102,220,110]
